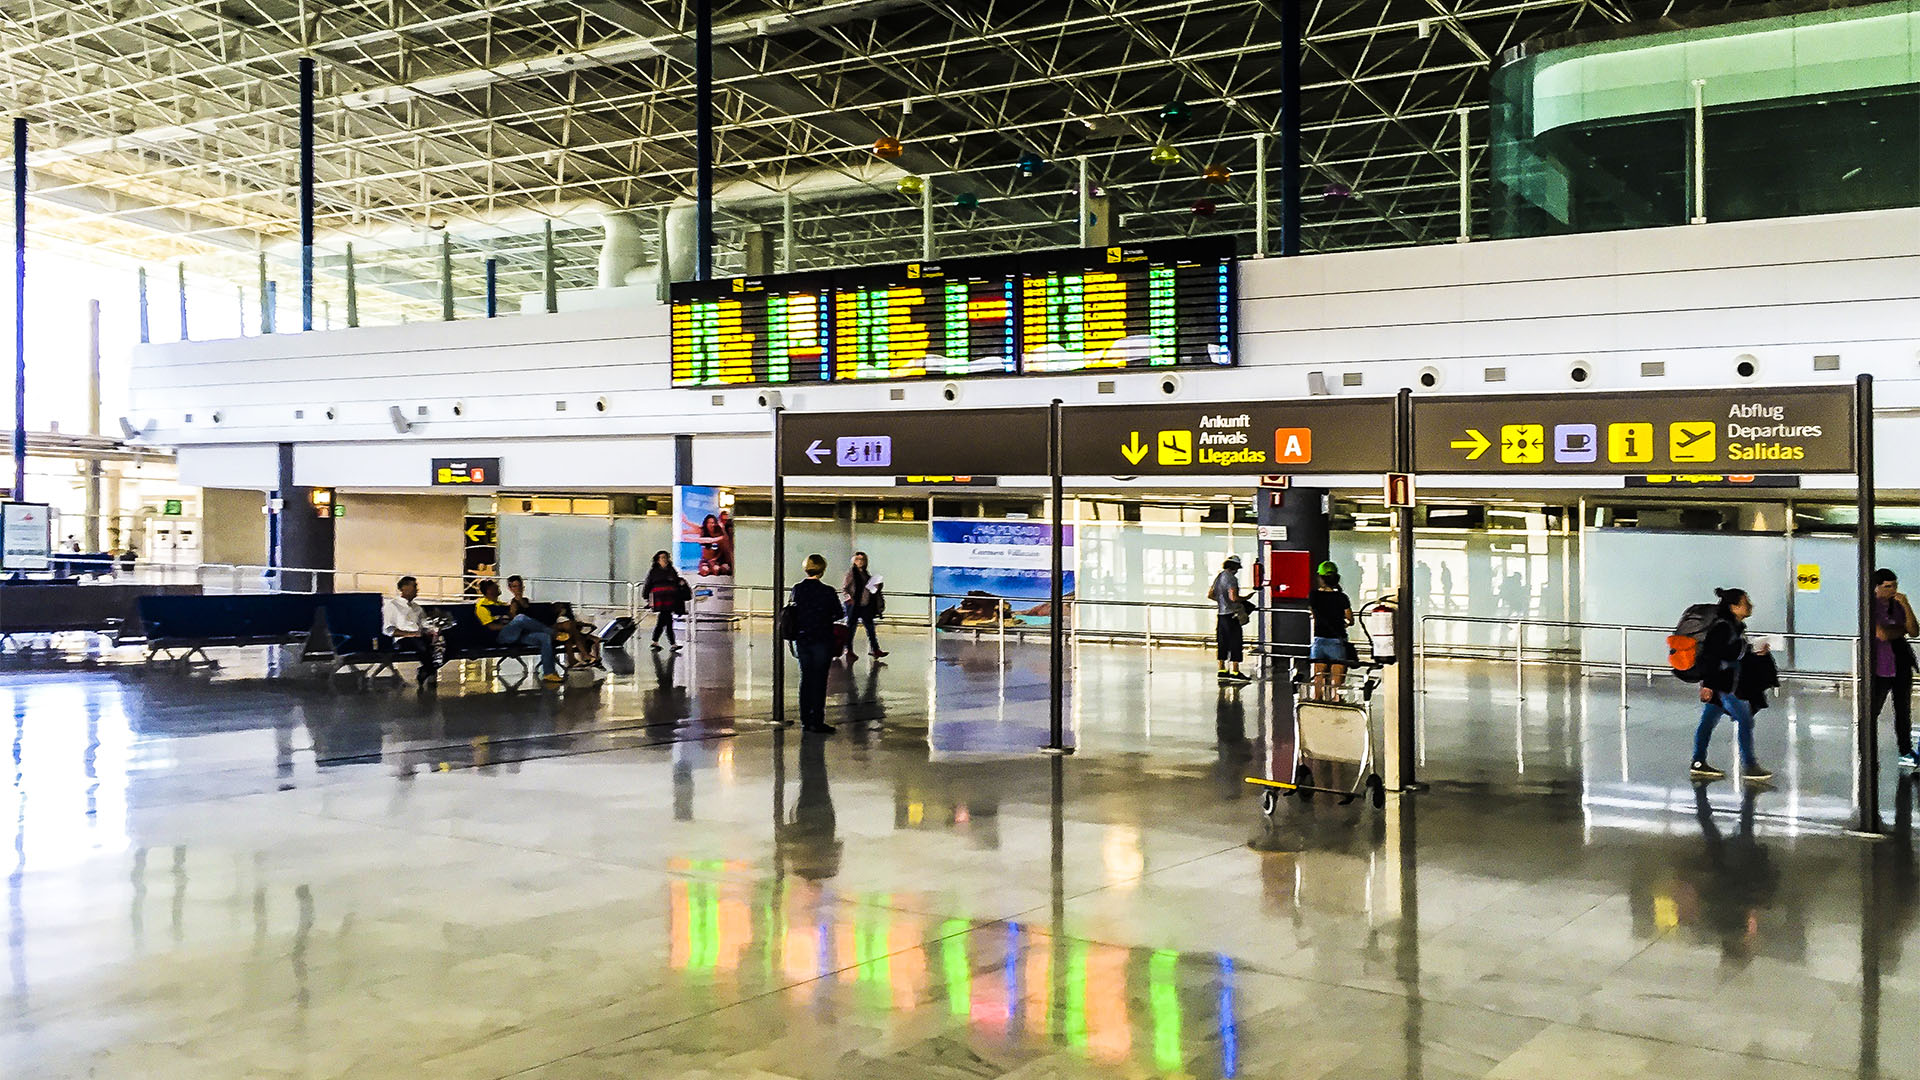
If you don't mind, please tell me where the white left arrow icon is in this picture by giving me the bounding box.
[805,439,828,464]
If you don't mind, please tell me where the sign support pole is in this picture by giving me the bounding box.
[1856,373,1880,834]
[1395,387,1418,790]
[771,406,789,726]
[1042,399,1072,755]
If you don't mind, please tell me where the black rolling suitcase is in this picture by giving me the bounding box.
[599,616,638,649]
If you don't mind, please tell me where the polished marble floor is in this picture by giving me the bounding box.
[2,628,1917,1078]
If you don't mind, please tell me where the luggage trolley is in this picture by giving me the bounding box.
[1247,596,1396,814]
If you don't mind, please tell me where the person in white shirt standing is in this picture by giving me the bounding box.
[383,576,440,687]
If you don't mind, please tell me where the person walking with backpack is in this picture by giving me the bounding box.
[642,551,688,652]
[1209,555,1252,683]
[1870,568,1920,769]
[1680,587,1774,782]
[840,551,888,662]
[787,554,846,734]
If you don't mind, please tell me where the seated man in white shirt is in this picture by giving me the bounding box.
[382,576,441,687]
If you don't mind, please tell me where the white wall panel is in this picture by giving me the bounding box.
[176,444,279,489]
[131,206,1920,491]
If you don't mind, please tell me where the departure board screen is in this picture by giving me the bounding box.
[832,257,1017,380]
[1019,238,1235,373]
[669,274,830,386]
[668,238,1236,387]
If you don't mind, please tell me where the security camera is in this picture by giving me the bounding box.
[210,411,223,424]
[1158,374,1182,396]
[451,401,465,417]
[1569,361,1593,385]
[940,382,961,403]
[1735,355,1758,379]
[388,405,413,434]
[1417,366,1442,389]
[756,390,783,409]
[594,396,609,412]
[324,406,337,421]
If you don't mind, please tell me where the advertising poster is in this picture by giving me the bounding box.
[2,502,51,571]
[930,519,1074,630]
[673,485,736,618]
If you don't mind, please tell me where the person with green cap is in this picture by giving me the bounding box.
[1309,560,1355,698]
[1208,554,1253,683]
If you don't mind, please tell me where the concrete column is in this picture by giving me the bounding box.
[272,442,335,592]
[743,228,772,275]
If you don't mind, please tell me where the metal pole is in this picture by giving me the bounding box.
[1278,0,1302,256]
[1456,109,1470,243]
[1857,372,1880,833]
[1077,157,1090,248]
[921,177,934,260]
[135,267,150,344]
[84,299,101,550]
[1395,387,1417,787]
[264,281,277,334]
[1690,79,1707,225]
[782,189,795,272]
[439,235,454,321]
[344,242,359,327]
[236,285,246,335]
[771,406,788,725]
[1043,399,1071,754]
[1253,132,1269,257]
[542,220,557,313]
[176,262,188,341]
[298,56,315,332]
[258,252,270,333]
[484,257,498,318]
[10,117,22,502]
[694,0,715,281]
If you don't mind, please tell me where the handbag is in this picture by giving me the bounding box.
[871,588,886,618]
[778,603,802,641]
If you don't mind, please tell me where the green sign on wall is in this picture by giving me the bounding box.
[162,499,182,515]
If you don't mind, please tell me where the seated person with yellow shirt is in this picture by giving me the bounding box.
[475,579,561,684]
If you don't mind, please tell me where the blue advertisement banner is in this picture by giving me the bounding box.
[929,519,1073,629]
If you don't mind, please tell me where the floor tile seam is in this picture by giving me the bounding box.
[479,916,999,1080]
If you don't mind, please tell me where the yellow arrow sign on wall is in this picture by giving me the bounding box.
[1121,432,1149,465]
[1450,429,1491,460]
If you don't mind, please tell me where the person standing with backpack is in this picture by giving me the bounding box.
[1680,587,1774,782]
[1870,568,1920,769]
[1208,555,1252,684]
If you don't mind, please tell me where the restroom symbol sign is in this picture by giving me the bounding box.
[1553,424,1598,464]
[834,436,893,467]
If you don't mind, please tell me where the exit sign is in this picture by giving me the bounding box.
[163,499,183,515]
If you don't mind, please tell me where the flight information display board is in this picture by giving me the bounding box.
[832,257,1017,380]
[1019,238,1235,373]
[670,274,830,386]
[668,238,1236,387]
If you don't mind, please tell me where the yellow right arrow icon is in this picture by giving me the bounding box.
[1451,428,1491,460]
[1121,431,1149,465]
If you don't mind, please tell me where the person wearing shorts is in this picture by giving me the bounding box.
[1309,562,1353,698]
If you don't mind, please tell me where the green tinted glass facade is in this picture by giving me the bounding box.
[1493,0,1920,236]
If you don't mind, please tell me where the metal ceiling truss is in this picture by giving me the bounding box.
[0,0,1751,320]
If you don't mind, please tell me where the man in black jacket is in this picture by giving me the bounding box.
[790,554,845,734]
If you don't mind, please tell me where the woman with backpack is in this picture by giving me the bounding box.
[1689,587,1774,783]
[1309,561,1355,699]
[642,551,688,652]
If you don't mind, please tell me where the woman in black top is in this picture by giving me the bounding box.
[790,553,846,733]
[641,551,686,651]
[1308,564,1354,698]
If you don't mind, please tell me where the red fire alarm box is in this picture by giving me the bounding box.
[1269,550,1312,602]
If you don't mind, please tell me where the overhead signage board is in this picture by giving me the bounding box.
[1,501,51,571]
[781,408,1049,478]
[1019,238,1236,374]
[432,457,501,486]
[1059,399,1397,476]
[833,257,1018,381]
[1413,385,1856,475]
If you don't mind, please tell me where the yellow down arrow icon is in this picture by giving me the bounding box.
[1121,432,1149,466]
[1451,428,1491,461]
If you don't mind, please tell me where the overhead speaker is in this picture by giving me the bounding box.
[1417,366,1442,389]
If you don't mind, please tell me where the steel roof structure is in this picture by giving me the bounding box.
[0,0,1743,321]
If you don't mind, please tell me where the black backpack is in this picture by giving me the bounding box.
[1668,603,1724,683]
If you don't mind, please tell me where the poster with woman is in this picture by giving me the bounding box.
[672,485,735,618]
